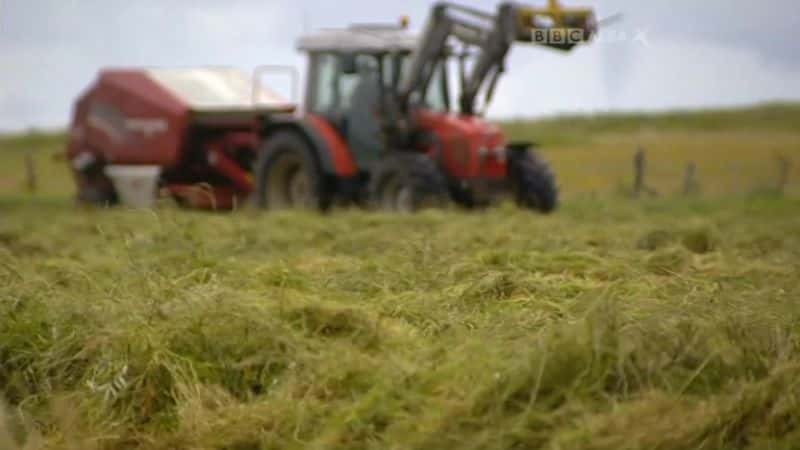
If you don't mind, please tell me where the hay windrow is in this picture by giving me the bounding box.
[1,197,799,449]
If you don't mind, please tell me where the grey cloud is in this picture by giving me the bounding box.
[1,0,799,130]
[594,0,800,67]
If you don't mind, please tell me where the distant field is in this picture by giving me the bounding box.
[1,105,800,450]
[502,103,800,198]
[0,132,69,201]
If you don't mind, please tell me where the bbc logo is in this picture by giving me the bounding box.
[532,28,588,45]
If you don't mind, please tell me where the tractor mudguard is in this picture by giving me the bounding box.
[261,115,357,178]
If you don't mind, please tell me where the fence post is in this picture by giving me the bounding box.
[633,146,645,197]
[25,151,37,193]
[682,162,698,196]
[776,155,791,196]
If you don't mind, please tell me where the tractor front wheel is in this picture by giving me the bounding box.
[507,149,558,213]
[254,131,331,211]
[368,153,449,213]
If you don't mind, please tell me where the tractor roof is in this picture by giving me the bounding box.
[297,25,418,53]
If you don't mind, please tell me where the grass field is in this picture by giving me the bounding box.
[1,104,800,449]
[503,103,800,198]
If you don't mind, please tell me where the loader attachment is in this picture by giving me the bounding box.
[399,1,596,115]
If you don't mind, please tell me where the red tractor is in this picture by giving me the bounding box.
[66,1,596,212]
[255,1,596,213]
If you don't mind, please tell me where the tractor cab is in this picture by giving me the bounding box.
[297,24,450,167]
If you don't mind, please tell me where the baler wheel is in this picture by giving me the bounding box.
[368,153,449,213]
[255,132,331,211]
[507,149,558,213]
[75,161,118,206]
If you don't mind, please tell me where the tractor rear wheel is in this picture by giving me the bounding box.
[368,153,449,213]
[255,131,331,211]
[507,149,558,213]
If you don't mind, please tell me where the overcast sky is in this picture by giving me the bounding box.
[1,0,799,131]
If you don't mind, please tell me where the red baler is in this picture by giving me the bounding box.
[66,68,292,209]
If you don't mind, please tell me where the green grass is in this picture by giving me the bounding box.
[2,198,800,449]
[0,132,72,201]
[500,103,800,198]
[500,102,800,148]
[1,104,800,449]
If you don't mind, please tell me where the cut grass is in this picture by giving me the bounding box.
[1,197,799,449]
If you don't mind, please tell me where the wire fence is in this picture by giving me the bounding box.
[3,145,798,202]
[553,148,797,200]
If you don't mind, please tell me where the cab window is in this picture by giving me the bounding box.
[308,52,379,115]
[309,53,338,113]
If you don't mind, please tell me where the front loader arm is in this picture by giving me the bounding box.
[398,1,596,115]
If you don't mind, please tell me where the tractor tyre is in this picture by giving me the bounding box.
[507,149,558,213]
[254,131,332,211]
[368,153,449,213]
